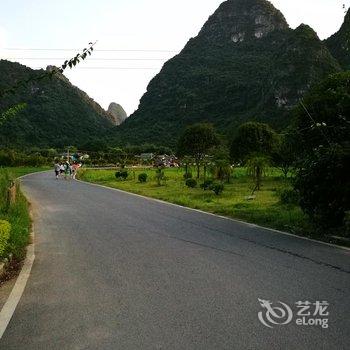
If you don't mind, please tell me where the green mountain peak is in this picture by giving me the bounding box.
[325,9,350,70]
[116,1,340,147]
[198,0,289,44]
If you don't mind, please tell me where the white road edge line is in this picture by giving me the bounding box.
[75,178,350,252]
[0,171,43,339]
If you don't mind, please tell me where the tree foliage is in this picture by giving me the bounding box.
[177,123,220,178]
[292,71,350,155]
[294,146,350,229]
[230,122,280,163]
[272,131,297,177]
[292,72,350,232]
[246,155,270,192]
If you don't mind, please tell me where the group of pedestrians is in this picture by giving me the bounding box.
[54,161,81,180]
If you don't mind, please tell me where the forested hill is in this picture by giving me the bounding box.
[0,60,115,148]
[326,9,350,71]
[115,0,341,147]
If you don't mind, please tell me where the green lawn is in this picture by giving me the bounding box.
[78,167,310,236]
[4,166,50,179]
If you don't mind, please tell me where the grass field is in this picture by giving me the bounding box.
[78,167,311,236]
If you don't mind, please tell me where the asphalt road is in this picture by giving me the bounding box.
[0,171,349,349]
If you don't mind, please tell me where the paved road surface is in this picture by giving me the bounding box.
[1,172,349,349]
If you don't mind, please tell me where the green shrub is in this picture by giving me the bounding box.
[212,183,224,195]
[115,170,128,180]
[138,173,148,183]
[185,178,197,188]
[280,189,299,205]
[200,179,213,190]
[183,172,192,180]
[0,219,11,257]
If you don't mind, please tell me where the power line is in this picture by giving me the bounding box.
[32,67,160,70]
[2,48,178,53]
[4,57,167,61]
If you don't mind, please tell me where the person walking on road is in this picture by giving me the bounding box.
[64,161,71,180]
[71,162,80,179]
[60,163,65,177]
[54,162,61,179]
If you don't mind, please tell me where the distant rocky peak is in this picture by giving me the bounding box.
[107,102,128,126]
[199,0,289,44]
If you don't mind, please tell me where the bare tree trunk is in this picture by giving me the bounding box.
[256,165,261,190]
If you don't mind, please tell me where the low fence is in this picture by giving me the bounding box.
[8,181,17,205]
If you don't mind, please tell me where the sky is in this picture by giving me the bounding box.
[0,0,349,115]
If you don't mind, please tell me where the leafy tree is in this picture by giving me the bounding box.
[230,122,280,163]
[292,71,350,155]
[155,167,166,186]
[177,123,220,178]
[211,146,232,183]
[292,72,350,232]
[294,146,350,230]
[181,156,194,177]
[272,132,297,177]
[246,155,270,193]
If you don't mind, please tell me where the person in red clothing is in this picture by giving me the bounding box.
[71,162,81,179]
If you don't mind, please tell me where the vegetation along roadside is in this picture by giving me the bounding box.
[0,167,48,284]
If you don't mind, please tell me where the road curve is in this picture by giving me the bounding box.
[0,171,349,349]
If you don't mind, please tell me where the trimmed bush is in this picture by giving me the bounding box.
[280,189,299,205]
[0,220,11,257]
[212,183,224,195]
[185,178,197,188]
[200,179,214,190]
[138,173,148,183]
[115,170,128,180]
[183,172,192,180]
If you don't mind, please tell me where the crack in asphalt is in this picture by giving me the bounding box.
[151,209,350,275]
[167,236,245,258]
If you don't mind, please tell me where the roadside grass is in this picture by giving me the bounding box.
[78,167,310,235]
[3,189,31,259]
[4,166,50,179]
[0,167,44,263]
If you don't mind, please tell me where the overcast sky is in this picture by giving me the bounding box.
[0,0,349,115]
